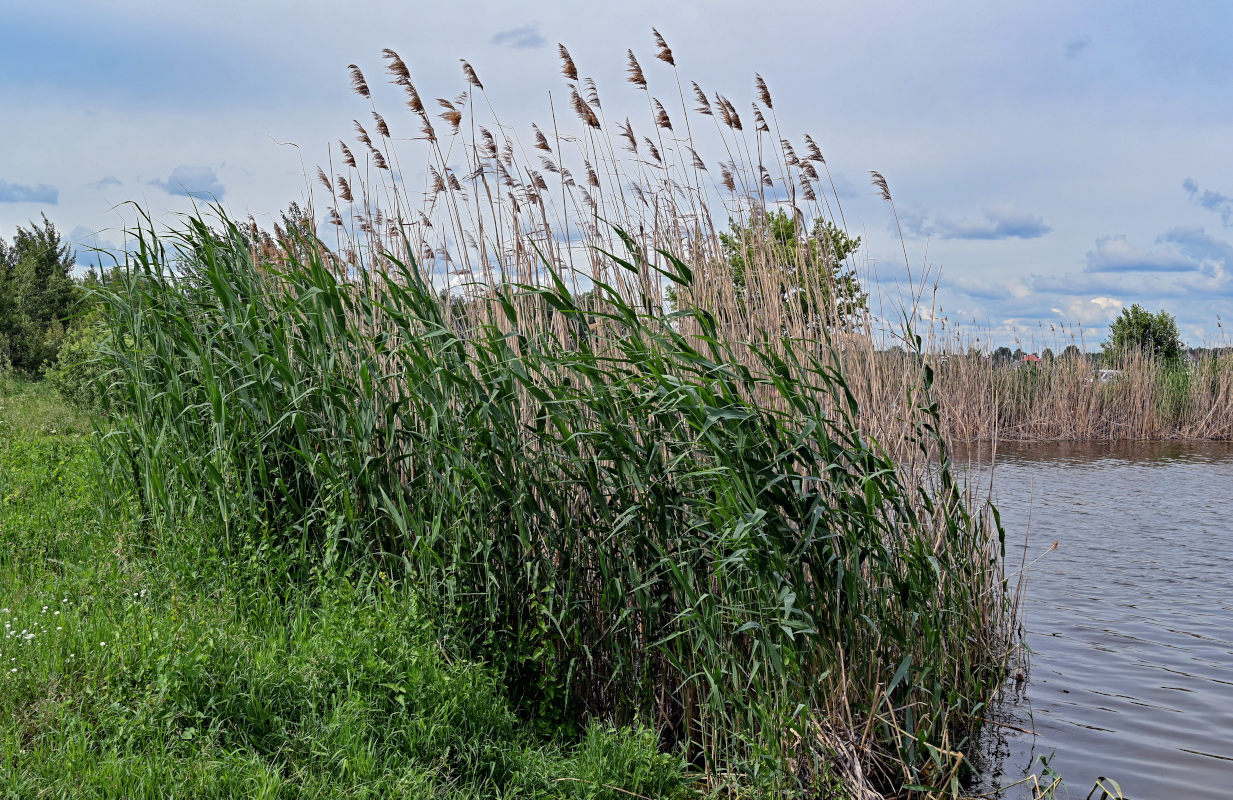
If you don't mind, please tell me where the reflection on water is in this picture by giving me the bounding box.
[960,441,1233,799]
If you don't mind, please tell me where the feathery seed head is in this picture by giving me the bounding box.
[626,50,647,88]
[347,64,371,97]
[558,44,578,80]
[652,28,674,66]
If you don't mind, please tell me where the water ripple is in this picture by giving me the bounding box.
[967,441,1233,799]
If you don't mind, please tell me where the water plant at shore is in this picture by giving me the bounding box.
[81,32,1018,797]
[94,212,1008,796]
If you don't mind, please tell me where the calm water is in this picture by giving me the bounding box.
[965,442,1233,798]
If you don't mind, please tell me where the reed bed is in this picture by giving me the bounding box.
[924,347,1233,441]
[92,34,1016,798]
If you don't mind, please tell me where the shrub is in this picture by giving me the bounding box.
[45,322,109,411]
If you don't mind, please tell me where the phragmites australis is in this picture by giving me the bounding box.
[371,150,389,171]
[652,98,672,130]
[752,105,769,133]
[337,176,353,202]
[692,82,712,115]
[583,77,601,108]
[382,49,410,82]
[617,118,637,153]
[652,28,674,66]
[372,111,391,138]
[558,44,578,81]
[316,166,331,192]
[532,124,552,152]
[460,59,484,90]
[347,64,371,98]
[437,98,462,131]
[871,170,893,201]
[781,139,799,166]
[799,174,817,201]
[804,134,824,163]
[720,166,736,192]
[570,87,601,129]
[644,138,661,163]
[339,141,357,169]
[402,80,425,114]
[689,147,706,171]
[419,112,437,143]
[354,120,372,148]
[626,49,647,89]
[479,127,498,158]
[755,73,772,109]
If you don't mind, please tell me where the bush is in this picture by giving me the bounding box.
[44,322,109,411]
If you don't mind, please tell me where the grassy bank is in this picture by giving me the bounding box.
[11,34,1018,798]
[0,377,696,798]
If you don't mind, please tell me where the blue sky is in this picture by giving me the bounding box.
[3,0,1232,348]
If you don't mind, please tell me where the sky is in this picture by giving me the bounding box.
[3,0,1232,350]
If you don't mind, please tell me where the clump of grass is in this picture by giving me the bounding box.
[95,209,1009,796]
[85,32,1015,796]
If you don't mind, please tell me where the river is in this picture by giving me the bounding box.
[966,441,1233,799]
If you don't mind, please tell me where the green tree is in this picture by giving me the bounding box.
[0,215,81,372]
[1102,304,1184,362]
[717,208,867,330]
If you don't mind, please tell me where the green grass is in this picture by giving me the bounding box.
[0,376,696,799]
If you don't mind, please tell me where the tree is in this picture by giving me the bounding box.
[0,215,81,372]
[716,208,867,331]
[1102,304,1183,362]
[1041,347,1054,361]
[992,346,1013,365]
[1061,344,1081,361]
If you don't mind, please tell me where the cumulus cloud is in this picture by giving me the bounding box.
[1084,234,1198,272]
[1049,296,1122,324]
[91,176,122,189]
[1182,178,1233,226]
[490,24,546,49]
[905,204,1052,240]
[1064,37,1091,58]
[149,165,226,199]
[0,179,58,204]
